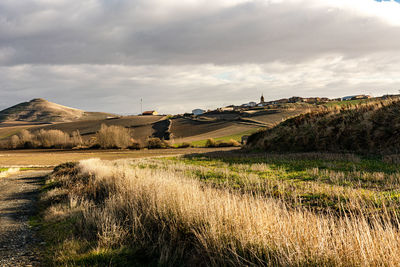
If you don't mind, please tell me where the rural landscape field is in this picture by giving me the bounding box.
[2,96,400,266]
[2,0,400,266]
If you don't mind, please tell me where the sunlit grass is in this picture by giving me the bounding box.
[38,153,400,266]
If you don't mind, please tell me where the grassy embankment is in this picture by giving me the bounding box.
[247,99,400,154]
[35,152,400,266]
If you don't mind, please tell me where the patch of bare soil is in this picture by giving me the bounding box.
[0,171,49,266]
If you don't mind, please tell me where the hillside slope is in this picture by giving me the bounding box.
[246,99,400,154]
[0,98,115,123]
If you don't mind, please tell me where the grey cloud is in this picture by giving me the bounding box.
[1,60,400,114]
[1,1,400,65]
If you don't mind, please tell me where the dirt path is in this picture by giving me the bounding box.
[0,171,49,266]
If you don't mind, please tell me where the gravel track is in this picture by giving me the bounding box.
[0,171,49,266]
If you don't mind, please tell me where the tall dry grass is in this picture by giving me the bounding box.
[46,158,400,266]
[247,99,400,154]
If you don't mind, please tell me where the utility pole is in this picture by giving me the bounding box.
[140,98,143,115]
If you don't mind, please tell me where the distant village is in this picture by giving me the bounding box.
[141,93,398,117]
[190,94,372,116]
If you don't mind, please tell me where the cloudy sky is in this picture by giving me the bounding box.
[1,0,400,114]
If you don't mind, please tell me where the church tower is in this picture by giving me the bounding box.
[260,94,265,103]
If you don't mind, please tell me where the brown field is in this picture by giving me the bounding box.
[0,147,237,167]
[170,109,306,143]
[0,121,51,139]
[29,115,165,140]
[0,106,309,148]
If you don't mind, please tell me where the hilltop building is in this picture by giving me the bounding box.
[192,109,206,115]
[142,110,158,115]
[342,95,371,101]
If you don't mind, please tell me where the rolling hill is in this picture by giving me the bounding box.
[0,99,310,146]
[246,99,400,154]
[0,98,115,123]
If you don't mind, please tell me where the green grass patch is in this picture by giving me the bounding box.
[182,154,400,174]
[190,128,261,147]
[161,153,400,215]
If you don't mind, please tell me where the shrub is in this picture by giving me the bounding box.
[96,124,133,149]
[128,140,141,150]
[205,138,217,147]
[36,129,72,148]
[220,139,241,147]
[19,129,35,148]
[9,135,20,149]
[4,129,83,149]
[89,143,102,149]
[205,138,241,148]
[176,142,191,148]
[146,137,169,149]
[71,130,83,147]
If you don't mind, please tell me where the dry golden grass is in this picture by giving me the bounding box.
[43,157,400,266]
[247,98,400,154]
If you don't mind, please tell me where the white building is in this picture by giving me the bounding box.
[192,109,206,115]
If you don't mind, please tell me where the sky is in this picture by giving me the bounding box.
[1,0,400,114]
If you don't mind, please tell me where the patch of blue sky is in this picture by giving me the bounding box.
[375,0,400,3]
[215,72,234,81]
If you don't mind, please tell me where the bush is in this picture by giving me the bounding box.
[4,129,83,149]
[205,138,217,147]
[176,142,192,148]
[9,135,21,149]
[36,129,74,148]
[128,141,141,150]
[219,139,241,147]
[96,124,133,149]
[205,138,241,148]
[147,137,169,149]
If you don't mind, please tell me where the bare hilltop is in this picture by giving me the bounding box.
[0,98,115,123]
